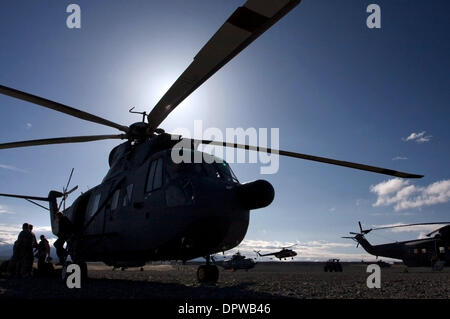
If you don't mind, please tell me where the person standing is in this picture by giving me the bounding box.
[29,224,38,249]
[36,235,51,274]
[14,223,34,277]
[53,212,73,265]
[6,224,27,276]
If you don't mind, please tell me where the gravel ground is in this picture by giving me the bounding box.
[0,262,449,299]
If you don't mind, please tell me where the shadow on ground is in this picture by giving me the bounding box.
[0,275,287,299]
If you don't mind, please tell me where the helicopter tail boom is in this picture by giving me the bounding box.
[0,190,64,235]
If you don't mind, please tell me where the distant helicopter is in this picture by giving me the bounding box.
[343,222,450,270]
[0,0,423,283]
[254,245,297,260]
[213,251,256,272]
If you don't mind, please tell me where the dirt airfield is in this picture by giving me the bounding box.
[0,262,449,299]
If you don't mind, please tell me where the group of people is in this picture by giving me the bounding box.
[7,223,51,278]
[4,211,73,278]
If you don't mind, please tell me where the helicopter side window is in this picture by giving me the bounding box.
[111,189,120,210]
[413,249,419,254]
[90,193,101,217]
[146,158,163,192]
[421,248,427,254]
[146,160,157,193]
[123,184,133,207]
[153,158,163,190]
[439,247,445,254]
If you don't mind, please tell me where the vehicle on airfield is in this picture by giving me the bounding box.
[213,251,256,271]
[323,259,342,272]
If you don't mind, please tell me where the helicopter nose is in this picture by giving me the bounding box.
[237,180,274,210]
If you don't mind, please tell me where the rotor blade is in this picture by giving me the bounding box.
[0,134,125,150]
[185,138,424,178]
[0,85,129,133]
[25,199,50,211]
[146,0,301,132]
[66,185,78,195]
[65,168,74,193]
[371,222,450,232]
[59,168,76,210]
[0,193,49,201]
[358,221,363,233]
[58,193,65,211]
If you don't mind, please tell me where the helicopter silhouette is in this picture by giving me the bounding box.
[0,0,423,283]
[343,222,450,270]
[254,245,297,260]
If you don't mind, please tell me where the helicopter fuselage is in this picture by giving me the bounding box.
[59,138,274,267]
[354,234,450,267]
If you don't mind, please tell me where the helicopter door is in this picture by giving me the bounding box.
[144,157,165,210]
[84,184,112,236]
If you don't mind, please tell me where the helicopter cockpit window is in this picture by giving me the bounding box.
[213,161,238,183]
[123,184,133,206]
[165,150,238,184]
[111,189,120,210]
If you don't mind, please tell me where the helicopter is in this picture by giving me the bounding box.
[254,245,297,260]
[212,251,256,272]
[0,0,423,283]
[343,222,450,270]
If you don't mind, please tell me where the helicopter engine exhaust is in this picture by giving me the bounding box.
[236,179,274,210]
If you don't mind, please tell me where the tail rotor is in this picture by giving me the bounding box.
[58,168,78,211]
[342,221,372,248]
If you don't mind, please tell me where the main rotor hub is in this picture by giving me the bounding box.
[128,122,150,140]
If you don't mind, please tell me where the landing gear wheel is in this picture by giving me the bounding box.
[197,265,219,283]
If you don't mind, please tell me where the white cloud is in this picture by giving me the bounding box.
[25,123,32,130]
[0,224,55,245]
[0,164,27,173]
[392,156,408,161]
[0,205,15,215]
[328,207,336,213]
[370,178,450,211]
[403,131,432,143]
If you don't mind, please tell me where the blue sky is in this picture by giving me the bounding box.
[0,0,449,261]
